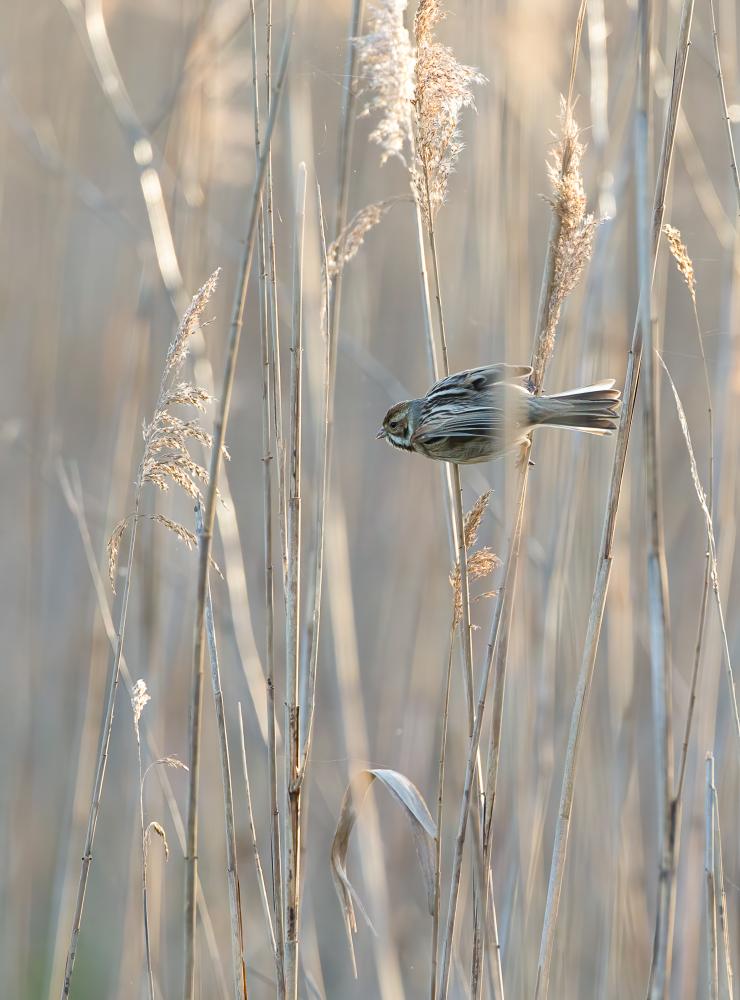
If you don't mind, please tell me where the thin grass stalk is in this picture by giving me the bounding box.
[419,154,501,1000]
[184,13,297,998]
[297,183,332,779]
[264,0,288,593]
[437,497,526,1000]
[57,466,229,999]
[708,0,740,214]
[133,687,155,1000]
[248,1,286,989]
[712,769,734,998]
[284,163,307,1000]
[635,2,677,992]
[329,0,366,354]
[431,627,455,1000]
[60,493,140,999]
[197,503,248,1000]
[534,4,695,996]
[470,14,594,993]
[706,755,719,1000]
[237,704,277,958]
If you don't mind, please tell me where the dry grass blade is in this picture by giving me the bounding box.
[145,821,169,862]
[331,768,437,975]
[657,354,740,746]
[356,0,415,164]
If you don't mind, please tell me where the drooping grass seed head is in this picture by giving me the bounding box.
[378,400,414,450]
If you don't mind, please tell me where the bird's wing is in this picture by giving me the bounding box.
[411,404,505,444]
[425,364,532,404]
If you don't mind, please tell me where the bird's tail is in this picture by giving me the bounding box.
[529,380,621,435]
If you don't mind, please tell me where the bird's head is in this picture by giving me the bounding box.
[377,400,414,450]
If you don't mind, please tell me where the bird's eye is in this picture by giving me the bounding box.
[389,420,398,430]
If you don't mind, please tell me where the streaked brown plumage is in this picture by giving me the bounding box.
[377,364,621,464]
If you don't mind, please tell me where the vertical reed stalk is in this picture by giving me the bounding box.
[284,163,307,1000]
[184,13,297,998]
[248,0,285,990]
[197,503,248,1000]
[705,755,719,1000]
[60,495,141,999]
[535,4,695,996]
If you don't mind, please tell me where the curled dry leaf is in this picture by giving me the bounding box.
[330,768,436,976]
[144,820,169,862]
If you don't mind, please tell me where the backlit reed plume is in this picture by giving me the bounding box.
[533,102,597,377]
[355,0,415,165]
[663,223,696,303]
[449,490,499,628]
[413,0,485,221]
[327,196,409,278]
[107,269,221,590]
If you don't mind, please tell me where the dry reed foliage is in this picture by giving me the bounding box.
[662,223,696,304]
[412,0,485,220]
[356,0,415,165]
[449,490,499,627]
[107,270,222,590]
[330,768,436,976]
[534,102,597,377]
[131,678,151,742]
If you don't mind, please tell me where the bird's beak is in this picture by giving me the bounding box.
[376,427,386,440]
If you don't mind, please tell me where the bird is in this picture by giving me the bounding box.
[377,363,621,464]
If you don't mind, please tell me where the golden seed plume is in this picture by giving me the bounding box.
[327,197,408,279]
[450,491,500,627]
[534,102,597,378]
[107,271,223,589]
[412,0,485,221]
[662,224,696,304]
[356,0,415,165]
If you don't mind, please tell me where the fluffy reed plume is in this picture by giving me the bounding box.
[663,223,696,303]
[107,270,221,590]
[449,491,499,627]
[413,0,485,220]
[355,0,415,165]
[534,103,597,376]
[326,196,408,279]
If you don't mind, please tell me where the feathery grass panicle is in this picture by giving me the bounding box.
[327,197,408,278]
[163,269,221,379]
[449,491,499,627]
[534,102,597,377]
[356,0,415,165]
[131,678,150,741]
[412,0,485,221]
[662,223,696,303]
[107,272,222,588]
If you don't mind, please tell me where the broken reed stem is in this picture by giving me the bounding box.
[237,704,277,958]
[198,503,248,1000]
[297,183,332,780]
[248,0,285,990]
[535,4,695,997]
[184,12,297,999]
[60,492,141,999]
[706,755,719,1000]
[284,163,307,1000]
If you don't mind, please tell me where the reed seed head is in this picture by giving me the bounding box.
[662,224,696,304]
[356,0,415,165]
[412,0,485,222]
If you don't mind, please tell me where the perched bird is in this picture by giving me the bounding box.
[377,363,621,464]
